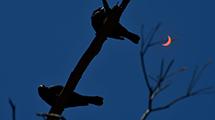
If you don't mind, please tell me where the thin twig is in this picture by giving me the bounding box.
[191,63,210,90]
[188,62,210,94]
[190,86,215,96]
[140,23,162,94]
[141,23,161,55]
[152,95,188,111]
[162,60,175,79]
[9,98,16,120]
[153,59,174,96]
[140,54,152,93]
[152,83,171,99]
[188,66,199,93]
[153,85,214,112]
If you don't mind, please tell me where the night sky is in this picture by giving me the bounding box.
[0,0,215,120]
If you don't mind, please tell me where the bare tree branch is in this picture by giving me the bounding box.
[8,98,16,120]
[187,62,210,94]
[140,54,152,93]
[151,82,171,100]
[141,23,161,56]
[47,34,107,120]
[154,59,174,92]
[152,95,188,111]
[47,0,132,120]
[139,24,213,120]
[190,86,215,96]
[187,66,199,93]
[153,85,214,112]
[140,24,162,95]
[163,60,175,79]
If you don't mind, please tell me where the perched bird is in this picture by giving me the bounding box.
[91,2,140,44]
[38,85,103,108]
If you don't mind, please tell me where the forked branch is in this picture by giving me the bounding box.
[140,24,213,120]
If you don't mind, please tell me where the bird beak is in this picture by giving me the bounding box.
[39,84,45,88]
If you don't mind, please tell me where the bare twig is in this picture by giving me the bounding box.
[152,85,214,112]
[154,59,175,92]
[187,62,210,94]
[152,82,171,100]
[140,24,162,95]
[187,66,199,93]
[141,23,161,55]
[9,98,16,120]
[152,95,188,111]
[140,54,152,93]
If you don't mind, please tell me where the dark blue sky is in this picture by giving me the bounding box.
[0,0,215,120]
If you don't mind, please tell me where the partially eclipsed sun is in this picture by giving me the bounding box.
[162,35,172,47]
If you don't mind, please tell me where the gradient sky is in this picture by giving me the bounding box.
[0,0,215,120]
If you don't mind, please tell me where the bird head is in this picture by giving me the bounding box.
[38,84,48,90]
[38,84,53,105]
[38,84,49,97]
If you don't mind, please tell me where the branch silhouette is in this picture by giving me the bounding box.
[46,0,133,120]
[37,113,66,120]
[9,98,16,120]
[139,24,214,120]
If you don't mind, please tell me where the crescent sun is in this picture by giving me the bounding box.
[162,35,172,47]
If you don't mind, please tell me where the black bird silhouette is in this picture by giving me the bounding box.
[91,0,140,44]
[38,85,103,108]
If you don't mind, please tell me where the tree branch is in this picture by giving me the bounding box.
[152,95,188,111]
[47,0,131,120]
[47,34,107,120]
[140,24,162,95]
[139,24,213,120]
[9,98,16,120]
[140,53,152,93]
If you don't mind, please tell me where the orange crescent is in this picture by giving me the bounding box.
[162,35,172,47]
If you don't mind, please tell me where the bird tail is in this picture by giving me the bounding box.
[124,30,140,44]
[88,96,103,106]
[118,24,140,44]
